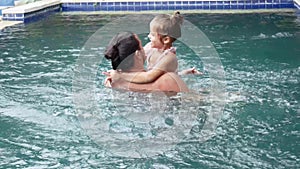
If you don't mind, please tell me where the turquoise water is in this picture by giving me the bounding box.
[0,12,299,168]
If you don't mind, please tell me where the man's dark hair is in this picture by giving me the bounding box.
[104,32,140,71]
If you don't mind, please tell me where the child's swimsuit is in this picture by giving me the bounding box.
[145,45,178,73]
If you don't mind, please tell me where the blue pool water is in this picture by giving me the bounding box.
[0,12,299,168]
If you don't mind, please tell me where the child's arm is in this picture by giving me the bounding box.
[111,69,165,84]
[110,53,177,84]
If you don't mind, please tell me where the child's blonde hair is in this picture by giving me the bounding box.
[149,11,183,41]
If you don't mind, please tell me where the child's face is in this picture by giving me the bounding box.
[148,27,164,49]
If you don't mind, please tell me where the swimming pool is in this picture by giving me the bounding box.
[0,12,299,168]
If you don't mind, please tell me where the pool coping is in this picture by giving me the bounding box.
[3,0,60,14]
[295,0,300,9]
[0,0,298,30]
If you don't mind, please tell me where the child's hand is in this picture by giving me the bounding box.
[102,71,111,77]
[189,67,203,75]
[104,77,112,87]
[103,70,121,80]
[179,67,203,75]
[102,71,112,87]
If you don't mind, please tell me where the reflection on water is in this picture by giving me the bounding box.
[0,13,299,168]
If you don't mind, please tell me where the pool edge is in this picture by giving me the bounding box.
[0,0,299,30]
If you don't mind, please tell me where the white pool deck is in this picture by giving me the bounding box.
[295,0,300,9]
[0,6,20,30]
[0,0,298,30]
[3,0,60,14]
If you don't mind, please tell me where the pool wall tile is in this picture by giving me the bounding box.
[59,0,296,12]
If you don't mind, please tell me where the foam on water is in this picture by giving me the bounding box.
[251,32,294,40]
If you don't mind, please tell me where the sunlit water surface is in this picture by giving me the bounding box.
[0,12,299,168]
